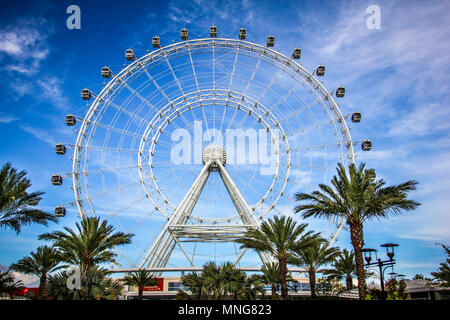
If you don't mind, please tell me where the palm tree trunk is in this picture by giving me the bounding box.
[279,256,288,300]
[271,284,276,299]
[308,268,316,299]
[138,287,143,300]
[350,222,367,300]
[345,274,353,290]
[38,274,47,300]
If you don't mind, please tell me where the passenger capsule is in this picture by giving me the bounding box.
[210,25,217,38]
[266,35,275,47]
[316,65,325,76]
[54,206,66,217]
[351,111,362,123]
[125,48,135,61]
[336,86,346,98]
[361,139,372,151]
[81,88,91,100]
[239,28,246,40]
[152,36,160,48]
[51,175,63,186]
[55,143,66,155]
[65,114,76,126]
[101,66,111,78]
[180,28,188,40]
[292,48,301,59]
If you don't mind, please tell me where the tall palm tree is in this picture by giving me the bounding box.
[122,270,159,300]
[0,271,24,299]
[10,245,62,299]
[294,162,420,299]
[323,249,356,290]
[39,216,133,272]
[236,215,314,299]
[292,237,340,299]
[0,162,57,234]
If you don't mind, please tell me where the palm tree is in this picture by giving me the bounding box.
[236,215,314,299]
[177,262,262,300]
[0,162,57,234]
[260,262,280,299]
[47,267,123,300]
[431,244,450,287]
[292,237,340,299]
[294,162,420,299]
[122,270,159,300]
[177,271,206,300]
[10,245,62,299]
[39,216,133,272]
[259,262,297,299]
[0,271,24,299]
[323,249,356,290]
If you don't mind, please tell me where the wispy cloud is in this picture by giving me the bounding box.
[19,124,56,146]
[0,112,19,123]
[0,18,50,75]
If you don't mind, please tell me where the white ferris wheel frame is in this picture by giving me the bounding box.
[70,37,356,271]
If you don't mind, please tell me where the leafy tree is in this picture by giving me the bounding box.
[236,215,314,299]
[431,243,450,287]
[0,162,57,234]
[39,216,133,272]
[122,270,159,300]
[294,162,420,299]
[324,249,356,290]
[10,245,62,299]
[413,273,424,280]
[0,271,24,299]
[292,237,340,299]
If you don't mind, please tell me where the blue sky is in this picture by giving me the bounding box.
[0,0,449,285]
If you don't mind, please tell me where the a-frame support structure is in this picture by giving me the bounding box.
[139,146,274,271]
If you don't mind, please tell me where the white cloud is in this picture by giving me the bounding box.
[0,112,19,123]
[10,271,39,287]
[0,19,50,75]
[389,103,450,137]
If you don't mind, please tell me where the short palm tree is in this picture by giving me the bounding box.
[39,216,133,272]
[47,267,123,300]
[294,162,420,299]
[177,262,261,300]
[260,262,280,299]
[323,249,356,290]
[122,270,159,300]
[0,162,57,234]
[292,237,340,299]
[10,245,62,299]
[236,215,314,299]
[0,271,24,299]
[177,271,206,300]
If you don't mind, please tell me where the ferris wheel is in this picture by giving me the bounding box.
[51,26,371,271]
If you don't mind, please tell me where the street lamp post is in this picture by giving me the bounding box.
[361,243,399,300]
